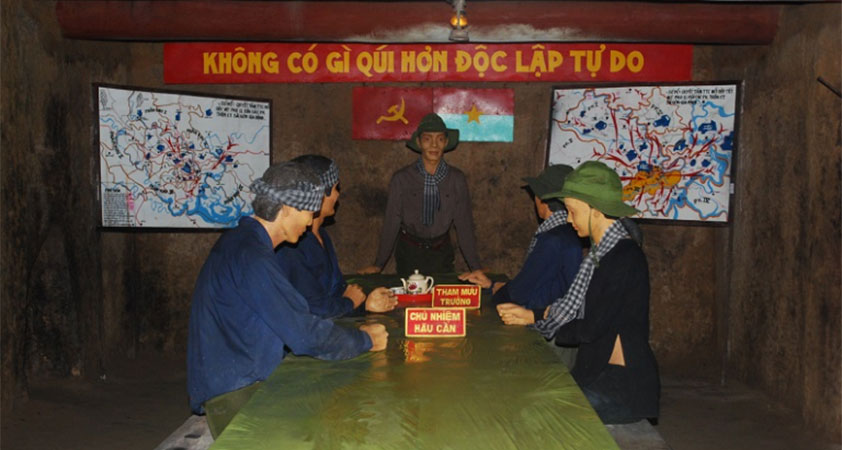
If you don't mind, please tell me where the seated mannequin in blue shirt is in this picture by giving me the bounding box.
[187,162,389,437]
[459,165,583,323]
[276,155,398,318]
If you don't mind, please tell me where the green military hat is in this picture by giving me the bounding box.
[406,113,459,153]
[522,164,574,198]
[542,161,638,217]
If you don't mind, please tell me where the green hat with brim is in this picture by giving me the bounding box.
[542,161,639,217]
[406,113,459,153]
[522,164,574,198]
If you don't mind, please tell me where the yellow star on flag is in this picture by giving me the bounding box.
[465,104,483,123]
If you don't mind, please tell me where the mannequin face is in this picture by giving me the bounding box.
[319,183,340,218]
[563,197,594,238]
[533,196,552,221]
[278,205,314,243]
[417,132,447,167]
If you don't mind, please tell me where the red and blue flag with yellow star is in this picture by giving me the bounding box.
[434,88,514,142]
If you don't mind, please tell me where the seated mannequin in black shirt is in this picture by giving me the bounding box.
[497,161,659,424]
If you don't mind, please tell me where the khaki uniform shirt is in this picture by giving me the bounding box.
[374,162,481,270]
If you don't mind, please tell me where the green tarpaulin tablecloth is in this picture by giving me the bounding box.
[211,274,618,449]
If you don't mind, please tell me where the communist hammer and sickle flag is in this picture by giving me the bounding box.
[352,87,433,140]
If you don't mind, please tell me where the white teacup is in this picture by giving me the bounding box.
[389,287,406,295]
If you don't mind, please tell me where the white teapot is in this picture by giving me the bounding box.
[401,270,434,295]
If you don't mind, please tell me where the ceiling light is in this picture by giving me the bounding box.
[450,11,467,29]
[449,0,469,42]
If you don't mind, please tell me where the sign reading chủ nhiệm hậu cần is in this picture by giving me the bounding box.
[405,308,466,338]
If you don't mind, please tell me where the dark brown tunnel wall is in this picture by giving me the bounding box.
[0,0,716,412]
[2,1,837,440]
[2,0,112,409]
[695,4,841,440]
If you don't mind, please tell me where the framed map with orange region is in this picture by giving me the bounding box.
[546,83,739,223]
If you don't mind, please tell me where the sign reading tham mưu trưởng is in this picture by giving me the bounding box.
[432,285,481,309]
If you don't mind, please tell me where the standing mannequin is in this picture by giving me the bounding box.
[359,113,481,276]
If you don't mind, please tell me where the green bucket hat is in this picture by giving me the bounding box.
[542,161,638,217]
[522,164,574,198]
[406,113,459,153]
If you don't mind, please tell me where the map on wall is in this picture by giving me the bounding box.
[547,84,738,222]
[97,85,271,228]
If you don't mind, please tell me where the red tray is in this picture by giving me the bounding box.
[396,292,432,306]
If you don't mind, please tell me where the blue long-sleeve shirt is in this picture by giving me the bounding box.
[492,224,582,315]
[187,217,372,413]
[275,228,356,319]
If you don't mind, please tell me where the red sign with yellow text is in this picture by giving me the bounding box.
[164,43,692,84]
[432,284,481,309]
[405,308,466,338]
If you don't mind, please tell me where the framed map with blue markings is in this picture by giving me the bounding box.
[547,83,739,223]
[96,85,271,228]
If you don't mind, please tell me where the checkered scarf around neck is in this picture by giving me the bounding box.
[532,219,630,339]
[524,209,568,261]
[320,160,340,192]
[416,157,449,226]
[250,179,324,212]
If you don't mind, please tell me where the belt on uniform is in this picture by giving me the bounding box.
[399,228,450,250]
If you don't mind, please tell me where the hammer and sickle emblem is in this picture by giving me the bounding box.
[376,98,409,125]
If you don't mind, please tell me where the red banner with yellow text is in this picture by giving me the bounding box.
[164,43,692,84]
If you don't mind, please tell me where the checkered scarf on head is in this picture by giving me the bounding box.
[320,160,340,192]
[416,158,449,226]
[524,209,568,262]
[532,219,630,339]
[250,178,324,212]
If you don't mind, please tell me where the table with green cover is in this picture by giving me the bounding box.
[210,274,619,449]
